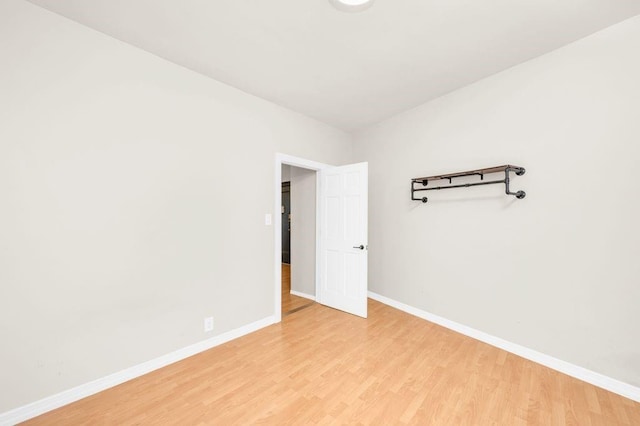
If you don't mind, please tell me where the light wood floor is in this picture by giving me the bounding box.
[281,263,313,315]
[25,299,640,425]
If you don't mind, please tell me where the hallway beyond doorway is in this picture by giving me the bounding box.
[281,263,313,316]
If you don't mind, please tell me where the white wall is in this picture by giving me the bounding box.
[353,15,640,387]
[281,165,292,183]
[290,167,316,297]
[0,0,351,413]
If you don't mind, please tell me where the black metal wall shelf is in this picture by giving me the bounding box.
[411,164,526,203]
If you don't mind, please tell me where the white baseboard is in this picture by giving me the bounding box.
[290,290,315,301]
[368,291,640,403]
[0,316,276,426]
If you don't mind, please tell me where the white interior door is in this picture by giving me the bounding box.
[317,162,368,318]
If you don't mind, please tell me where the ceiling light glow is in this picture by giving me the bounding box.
[329,0,375,13]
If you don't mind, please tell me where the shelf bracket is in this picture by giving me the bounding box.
[504,166,526,199]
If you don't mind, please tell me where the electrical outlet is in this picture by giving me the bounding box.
[204,316,214,333]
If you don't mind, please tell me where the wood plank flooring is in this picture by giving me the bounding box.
[281,263,313,315]
[24,299,640,425]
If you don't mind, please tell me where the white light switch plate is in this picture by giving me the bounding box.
[265,213,272,226]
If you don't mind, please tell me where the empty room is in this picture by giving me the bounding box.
[1,0,640,424]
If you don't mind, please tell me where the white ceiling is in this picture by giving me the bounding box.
[27,0,640,131]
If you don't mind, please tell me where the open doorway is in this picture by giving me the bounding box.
[273,153,369,323]
[281,164,316,316]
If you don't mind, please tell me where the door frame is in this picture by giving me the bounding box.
[274,153,329,323]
